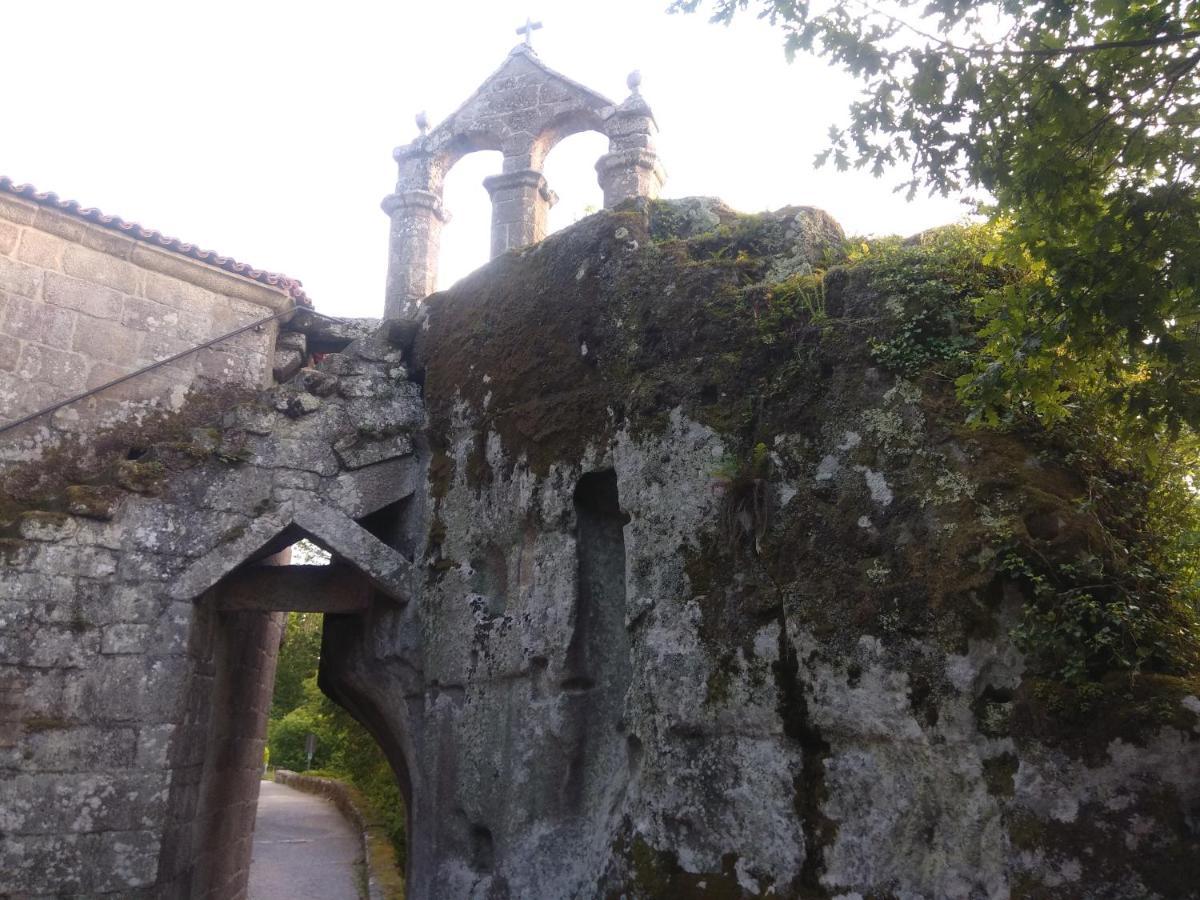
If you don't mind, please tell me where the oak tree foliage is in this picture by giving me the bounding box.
[675,0,1200,435]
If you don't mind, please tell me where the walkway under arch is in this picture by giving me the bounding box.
[248,781,360,900]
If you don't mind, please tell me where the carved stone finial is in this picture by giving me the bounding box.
[415,111,430,136]
[626,70,642,93]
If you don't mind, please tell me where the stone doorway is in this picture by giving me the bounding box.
[158,505,417,899]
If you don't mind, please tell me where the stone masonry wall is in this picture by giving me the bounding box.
[0,320,423,898]
[0,191,292,462]
[156,606,285,898]
[3,198,1199,899]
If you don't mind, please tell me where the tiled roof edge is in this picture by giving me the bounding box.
[0,176,311,307]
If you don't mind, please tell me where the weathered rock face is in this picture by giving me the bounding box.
[323,199,1199,899]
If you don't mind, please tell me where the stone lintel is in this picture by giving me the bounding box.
[171,510,297,601]
[171,500,413,603]
[215,564,371,613]
[292,500,413,602]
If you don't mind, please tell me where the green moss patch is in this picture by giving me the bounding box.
[1007,790,1200,899]
[1010,673,1200,762]
[0,382,260,520]
[607,831,757,899]
[417,200,1199,779]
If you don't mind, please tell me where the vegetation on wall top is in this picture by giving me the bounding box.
[677,0,1200,438]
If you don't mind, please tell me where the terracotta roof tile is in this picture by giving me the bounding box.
[0,176,310,306]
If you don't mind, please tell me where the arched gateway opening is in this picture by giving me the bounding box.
[159,492,420,897]
[256,540,408,896]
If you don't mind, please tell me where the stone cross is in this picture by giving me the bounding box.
[516,17,542,47]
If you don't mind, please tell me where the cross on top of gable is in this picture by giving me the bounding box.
[382,43,667,318]
[516,16,543,47]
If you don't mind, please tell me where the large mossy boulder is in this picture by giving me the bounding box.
[324,198,1200,899]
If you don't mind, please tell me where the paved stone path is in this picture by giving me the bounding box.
[248,780,361,900]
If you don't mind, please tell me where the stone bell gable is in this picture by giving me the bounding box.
[382,44,665,317]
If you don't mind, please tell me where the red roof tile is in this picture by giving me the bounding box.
[0,176,310,306]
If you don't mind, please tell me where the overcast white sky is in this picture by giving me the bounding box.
[1,1,969,318]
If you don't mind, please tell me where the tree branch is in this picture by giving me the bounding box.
[840,0,1199,60]
[1013,30,1200,57]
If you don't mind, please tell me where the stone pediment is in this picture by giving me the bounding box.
[383,45,666,317]
[170,498,413,602]
[410,45,617,161]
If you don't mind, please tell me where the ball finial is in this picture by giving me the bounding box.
[626,70,642,92]
[415,111,430,136]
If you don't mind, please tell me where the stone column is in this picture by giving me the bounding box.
[482,169,558,258]
[382,188,447,319]
[596,74,666,208]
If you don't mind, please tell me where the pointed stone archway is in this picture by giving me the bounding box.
[163,507,417,898]
[170,498,415,606]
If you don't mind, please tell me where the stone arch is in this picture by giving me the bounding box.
[528,107,611,171]
[437,147,505,290]
[382,132,505,318]
[382,45,665,318]
[162,498,419,896]
[430,130,508,195]
[540,128,609,235]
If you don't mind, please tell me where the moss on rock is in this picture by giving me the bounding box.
[408,199,1198,895]
[419,200,1197,691]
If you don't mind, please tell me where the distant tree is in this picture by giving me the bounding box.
[270,612,323,719]
[675,0,1200,435]
[266,613,408,865]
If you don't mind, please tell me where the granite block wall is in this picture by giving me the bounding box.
[0,192,291,462]
[0,322,422,898]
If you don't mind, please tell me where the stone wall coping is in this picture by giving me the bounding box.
[0,179,302,313]
[273,770,405,900]
[129,240,295,314]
